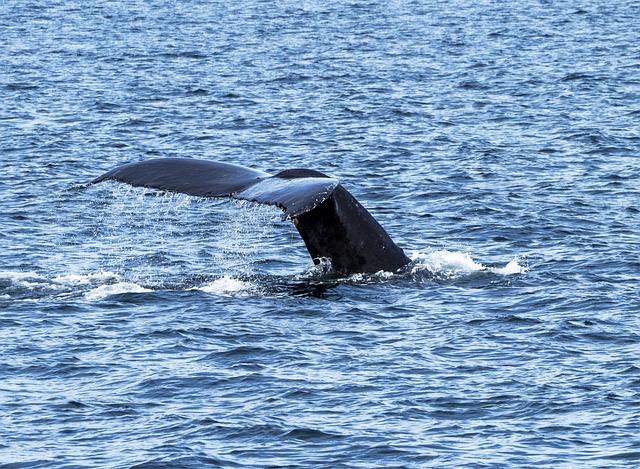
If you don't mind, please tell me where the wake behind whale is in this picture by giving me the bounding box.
[90,158,410,275]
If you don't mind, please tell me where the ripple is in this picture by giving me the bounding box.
[2,0,639,467]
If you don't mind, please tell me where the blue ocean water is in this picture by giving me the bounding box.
[1,0,639,467]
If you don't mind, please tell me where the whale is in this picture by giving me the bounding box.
[90,158,410,275]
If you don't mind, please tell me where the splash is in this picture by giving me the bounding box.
[409,250,526,279]
[196,275,259,296]
[89,186,297,280]
[0,271,117,294]
[56,272,152,301]
[492,257,526,275]
[84,282,153,301]
[53,271,119,285]
[0,270,152,301]
[0,271,51,288]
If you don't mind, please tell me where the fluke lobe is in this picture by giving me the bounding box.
[90,158,410,275]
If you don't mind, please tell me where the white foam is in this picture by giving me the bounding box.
[412,250,484,276]
[0,270,61,292]
[52,271,119,286]
[410,250,526,278]
[293,258,334,280]
[346,269,397,283]
[196,276,257,296]
[84,282,153,301]
[0,271,46,283]
[491,257,527,275]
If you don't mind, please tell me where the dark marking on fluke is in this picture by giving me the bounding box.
[90,158,410,275]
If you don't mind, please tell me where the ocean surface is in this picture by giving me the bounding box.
[1,0,639,467]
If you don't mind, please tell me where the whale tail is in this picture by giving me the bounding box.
[90,158,410,275]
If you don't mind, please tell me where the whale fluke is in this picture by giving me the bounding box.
[90,158,410,275]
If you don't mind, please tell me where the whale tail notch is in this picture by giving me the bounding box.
[90,158,410,275]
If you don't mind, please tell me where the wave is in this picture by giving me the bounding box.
[0,250,526,303]
[0,270,148,301]
[0,269,260,301]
